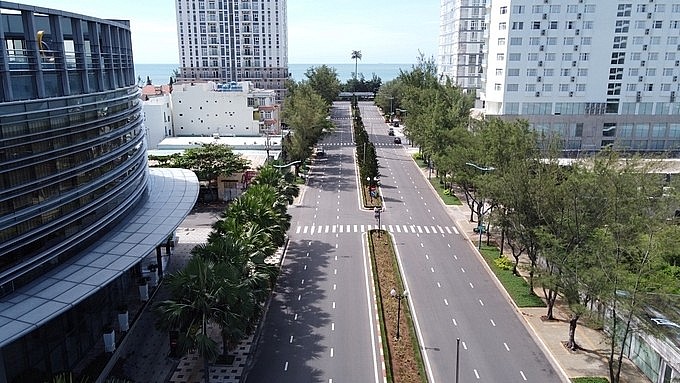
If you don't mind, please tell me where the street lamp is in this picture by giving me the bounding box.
[373,206,382,237]
[389,288,408,340]
[366,176,379,202]
[465,162,495,249]
[388,96,394,121]
[455,337,461,383]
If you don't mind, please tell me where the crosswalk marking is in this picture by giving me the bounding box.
[431,226,437,233]
[291,224,461,236]
[437,225,444,233]
[424,226,430,234]
[396,225,401,233]
[453,227,459,234]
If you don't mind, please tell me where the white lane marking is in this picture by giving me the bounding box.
[403,225,408,232]
[452,318,458,326]
[308,241,312,246]
[361,232,381,383]
[520,371,527,380]
[360,225,365,232]
[284,361,288,371]
[474,369,480,379]
[453,254,458,260]
[332,301,336,309]
[304,265,307,270]
[427,209,431,213]
[298,294,301,301]
[448,243,452,248]
[336,244,339,249]
[490,319,496,327]
[444,299,449,306]
[332,225,337,233]
[289,335,294,343]
[388,225,394,232]
[453,227,460,234]
[479,299,485,306]
[304,226,309,234]
[339,225,343,233]
[330,348,334,357]
[296,226,301,234]
[437,282,441,288]
[469,282,474,288]
[334,269,337,275]
[396,225,401,233]
[333,284,336,290]
[425,254,430,260]
[461,267,466,273]
[504,343,510,351]
[294,313,298,320]
[430,267,435,273]
[301,279,305,285]
[334,255,338,261]
[311,226,316,235]
[420,243,424,248]
[348,225,351,232]
[332,323,335,331]
[462,341,468,350]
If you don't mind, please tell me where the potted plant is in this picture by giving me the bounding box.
[117,304,129,332]
[138,277,149,302]
[103,324,116,353]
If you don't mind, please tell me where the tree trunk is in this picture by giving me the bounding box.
[499,228,505,257]
[544,288,558,320]
[566,313,580,350]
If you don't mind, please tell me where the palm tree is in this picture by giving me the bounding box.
[249,164,299,205]
[155,257,228,383]
[351,50,362,81]
[224,184,291,247]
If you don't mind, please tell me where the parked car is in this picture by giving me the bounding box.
[393,121,400,127]
[314,146,325,156]
[393,137,402,144]
[388,127,395,136]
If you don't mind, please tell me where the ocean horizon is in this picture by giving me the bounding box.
[134,63,415,87]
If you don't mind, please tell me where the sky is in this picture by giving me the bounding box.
[14,0,440,64]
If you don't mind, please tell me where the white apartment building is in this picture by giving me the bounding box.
[438,0,488,93]
[141,86,174,149]
[174,0,288,100]
[171,81,280,137]
[480,0,680,155]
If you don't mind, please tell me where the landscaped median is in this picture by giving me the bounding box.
[368,229,428,383]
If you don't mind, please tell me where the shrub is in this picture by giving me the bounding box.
[494,256,514,271]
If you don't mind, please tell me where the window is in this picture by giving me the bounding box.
[665,52,676,60]
[579,53,590,61]
[512,21,524,30]
[635,20,647,29]
[661,84,672,91]
[674,4,680,13]
[546,53,556,61]
[526,84,536,91]
[617,4,632,17]
[564,37,574,45]
[631,52,642,60]
[500,6,507,14]
[669,36,679,45]
[637,4,647,13]
[646,68,656,76]
[663,68,674,76]
[632,36,645,45]
[527,68,538,76]
[510,37,523,45]
[498,38,506,46]
[528,53,539,61]
[512,5,525,14]
[561,68,571,76]
[581,37,592,45]
[499,22,507,30]
[645,83,654,91]
[629,68,639,76]
[532,5,544,14]
[566,21,574,30]
[577,68,589,76]
[496,68,504,76]
[567,5,578,13]
[508,68,520,76]
[584,5,596,13]
[575,84,586,92]
[530,37,541,45]
[547,37,557,45]
[508,53,522,61]
[613,36,627,49]
[494,83,502,91]
[544,68,555,76]
[649,52,659,61]
[610,68,623,80]
[655,4,666,12]
[584,21,594,29]
[607,83,621,95]
[543,84,553,92]
[627,83,638,91]
[560,84,570,92]
[653,21,663,29]
[671,21,680,29]
[533,21,542,29]
[507,84,518,91]
[562,53,573,61]
[611,52,625,64]
[615,20,630,33]
[550,21,558,29]
[497,53,505,61]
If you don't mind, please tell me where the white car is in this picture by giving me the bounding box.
[314,146,325,156]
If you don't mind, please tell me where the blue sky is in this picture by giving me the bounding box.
[15,0,439,64]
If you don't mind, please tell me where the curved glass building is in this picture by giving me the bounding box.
[0,3,198,382]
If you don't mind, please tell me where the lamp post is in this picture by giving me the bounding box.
[389,288,408,340]
[465,162,496,249]
[366,176,379,203]
[388,96,394,121]
[374,206,382,237]
[455,337,461,383]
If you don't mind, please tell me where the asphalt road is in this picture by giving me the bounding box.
[359,101,560,382]
[246,102,382,383]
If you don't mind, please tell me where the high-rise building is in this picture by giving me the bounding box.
[437,0,487,94]
[174,0,289,101]
[0,3,198,381]
[440,0,680,155]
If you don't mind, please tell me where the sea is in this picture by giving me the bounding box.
[134,63,414,87]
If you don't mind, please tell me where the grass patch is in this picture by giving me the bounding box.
[427,178,462,205]
[572,378,609,383]
[362,185,383,209]
[479,245,545,307]
[368,231,428,383]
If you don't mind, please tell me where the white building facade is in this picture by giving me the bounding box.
[480,0,680,155]
[174,0,289,100]
[438,0,488,93]
[142,91,174,149]
[170,81,279,137]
